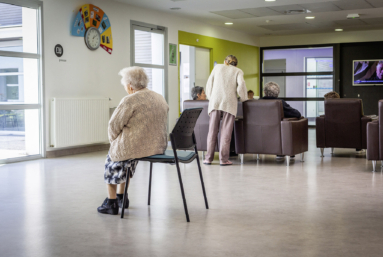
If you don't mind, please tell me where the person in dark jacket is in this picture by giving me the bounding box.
[261,81,301,119]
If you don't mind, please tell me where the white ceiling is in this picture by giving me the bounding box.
[114,0,383,36]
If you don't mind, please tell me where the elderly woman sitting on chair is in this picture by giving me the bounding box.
[97,67,169,215]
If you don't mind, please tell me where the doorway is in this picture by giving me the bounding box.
[179,45,210,111]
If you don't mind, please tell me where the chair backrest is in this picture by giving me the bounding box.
[243,100,284,155]
[324,99,363,148]
[183,100,209,151]
[171,108,203,150]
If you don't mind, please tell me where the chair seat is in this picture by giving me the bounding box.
[140,150,196,163]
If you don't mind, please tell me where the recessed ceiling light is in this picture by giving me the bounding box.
[335,28,343,32]
[225,22,233,25]
[305,16,315,19]
[265,0,276,2]
[170,7,181,10]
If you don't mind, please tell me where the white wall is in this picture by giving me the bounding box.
[259,29,383,47]
[41,0,258,151]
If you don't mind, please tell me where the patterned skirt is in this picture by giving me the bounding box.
[104,154,139,185]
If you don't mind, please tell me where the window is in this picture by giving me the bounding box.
[131,22,167,98]
[261,46,335,125]
[0,0,43,163]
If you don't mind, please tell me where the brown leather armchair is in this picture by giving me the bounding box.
[316,99,371,157]
[183,100,243,158]
[367,100,383,172]
[234,100,308,166]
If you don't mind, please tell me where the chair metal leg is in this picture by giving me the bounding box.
[331,148,334,154]
[301,153,305,162]
[240,154,244,164]
[121,170,131,219]
[372,161,377,172]
[195,151,209,209]
[286,156,290,166]
[148,162,153,205]
[256,154,260,160]
[320,148,324,157]
[202,151,205,160]
[175,159,190,222]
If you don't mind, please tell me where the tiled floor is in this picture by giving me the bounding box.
[1,130,382,257]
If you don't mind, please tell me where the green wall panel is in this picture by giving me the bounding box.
[178,31,259,97]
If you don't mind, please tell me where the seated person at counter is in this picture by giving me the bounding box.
[191,86,207,100]
[261,81,301,119]
[248,90,254,100]
[324,91,340,99]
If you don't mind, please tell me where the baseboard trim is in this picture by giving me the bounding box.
[46,144,110,158]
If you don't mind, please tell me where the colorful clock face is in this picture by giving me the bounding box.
[71,4,113,54]
[85,27,100,50]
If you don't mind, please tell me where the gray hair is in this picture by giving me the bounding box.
[191,86,204,100]
[264,81,280,98]
[118,66,148,90]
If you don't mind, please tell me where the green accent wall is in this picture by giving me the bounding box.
[178,31,260,97]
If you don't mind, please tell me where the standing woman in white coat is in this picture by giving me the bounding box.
[204,55,248,166]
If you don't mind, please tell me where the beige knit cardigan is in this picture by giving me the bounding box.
[108,88,169,162]
[205,64,248,116]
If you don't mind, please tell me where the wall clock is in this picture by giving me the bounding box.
[71,4,113,54]
[85,27,100,50]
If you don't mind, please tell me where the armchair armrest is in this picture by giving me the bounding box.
[283,118,299,121]
[281,118,308,156]
[367,121,379,160]
[361,116,372,149]
[233,119,245,154]
[316,116,325,148]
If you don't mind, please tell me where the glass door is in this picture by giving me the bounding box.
[179,45,210,111]
[0,1,43,163]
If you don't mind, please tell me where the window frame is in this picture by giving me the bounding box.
[130,20,168,101]
[260,44,340,101]
[0,0,45,163]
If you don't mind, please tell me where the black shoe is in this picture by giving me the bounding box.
[97,198,119,215]
[117,194,129,209]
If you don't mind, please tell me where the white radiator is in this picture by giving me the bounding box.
[50,98,109,148]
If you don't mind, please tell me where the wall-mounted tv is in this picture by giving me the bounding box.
[353,60,383,86]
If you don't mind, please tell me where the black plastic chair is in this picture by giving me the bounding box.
[120,108,209,222]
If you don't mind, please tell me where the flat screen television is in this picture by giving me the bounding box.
[353,60,383,86]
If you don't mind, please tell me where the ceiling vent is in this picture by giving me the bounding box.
[285,9,311,14]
